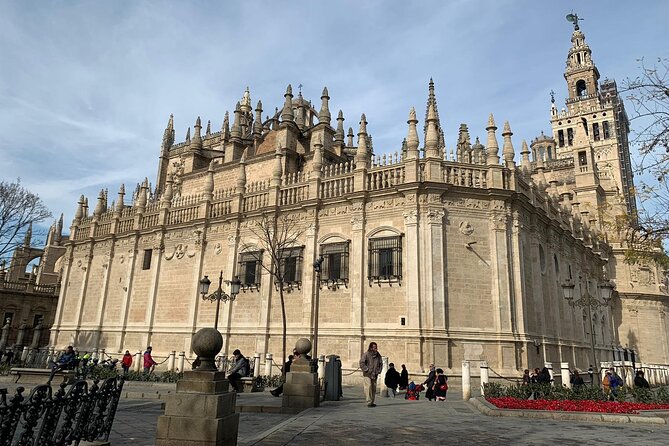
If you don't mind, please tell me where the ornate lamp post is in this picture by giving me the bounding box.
[199,272,241,330]
[561,275,615,386]
[312,255,324,358]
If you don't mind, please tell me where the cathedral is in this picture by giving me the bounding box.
[49,20,669,378]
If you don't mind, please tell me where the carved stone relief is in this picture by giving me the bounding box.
[459,221,474,236]
[164,243,196,260]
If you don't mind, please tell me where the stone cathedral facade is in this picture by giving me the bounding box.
[50,23,669,376]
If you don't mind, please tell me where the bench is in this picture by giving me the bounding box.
[10,368,76,385]
[235,376,263,393]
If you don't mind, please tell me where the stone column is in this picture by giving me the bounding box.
[156,328,239,446]
[0,319,10,352]
[283,338,320,411]
[253,353,261,377]
[561,362,571,389]
[380,356,389,397]
[134,351,142,372]
[264,353,273,378]
[168,351,176,372]
[462,361,471,401]
[479,361,489,396]
[178,351,186,373]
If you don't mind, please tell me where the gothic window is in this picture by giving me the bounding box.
[578,151,587,166]
[32,314,43,327]
[593,123,600,141]
[142,249,152,270]
[576,79,587,97]
[278,247,303,287]
[238,251,263,291]
[558,130,565,148]
[567,128,574,146]
[3,312,14,325]
[319,242,350,287]
[368,236,402,286]
[603,121,611,139]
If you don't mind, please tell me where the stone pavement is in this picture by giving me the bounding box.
[107,386,669,446]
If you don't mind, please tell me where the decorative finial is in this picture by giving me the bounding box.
[566,13,582,31]
[550,90,555,104]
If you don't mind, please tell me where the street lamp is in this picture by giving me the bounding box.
[312,255,324,358]
[199,272,241,330]
[561,275,616,386]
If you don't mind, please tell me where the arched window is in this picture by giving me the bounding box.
[576,80,587,97]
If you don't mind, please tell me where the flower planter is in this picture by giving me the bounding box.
[487,397,669,414]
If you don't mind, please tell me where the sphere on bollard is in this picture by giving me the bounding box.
[191,328,223,371]
[295,338,312,356]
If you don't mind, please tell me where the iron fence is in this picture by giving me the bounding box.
[0,376,124,446]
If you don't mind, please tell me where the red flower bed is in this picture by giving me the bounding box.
[487,397,669,414]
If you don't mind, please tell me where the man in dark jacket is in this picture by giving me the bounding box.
[384,363,401,398]
[227,349,249,391]
[634,370,650,388]
[423,364,436,401]
[270,354,294,397]
[359,342,383,407]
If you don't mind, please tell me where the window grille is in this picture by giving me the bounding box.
[593,123,600,141]
[558,130,565,147]
[603,121,610,139]
[319,242,350,288]
[142,249,152,270]
[237,251,263,291]
[276,247,304,290]
[567,128,574,146]
[368,236,402,286]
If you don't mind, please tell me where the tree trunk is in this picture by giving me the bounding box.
[280,286,287,380]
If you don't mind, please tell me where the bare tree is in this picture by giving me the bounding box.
[0,179,52,261]
[244,212,306,377]
[622,58,669,266]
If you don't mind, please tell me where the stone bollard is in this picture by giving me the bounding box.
[380,356,389,397]
[283,338,320,411]
[46,346,55,366]
[134,352,142,372]
[561,362,571,389]
[168,351,176,372]
[156,328,239,446]
[253,353,261,377]
[92,349,99,361]
[544,362,554,385]
[178,351,185,372]
[317,355,325,382]
[462,361,471,401]
[265,353,273,378]
[479,361,489,396]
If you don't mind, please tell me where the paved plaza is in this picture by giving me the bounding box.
[108,386,669,446]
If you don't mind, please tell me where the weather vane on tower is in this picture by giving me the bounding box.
[566,12,582,31]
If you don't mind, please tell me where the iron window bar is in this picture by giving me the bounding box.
[318,241,350,289]
[367,235,403,287]
[275,246,304,292]
[237,250,263,292]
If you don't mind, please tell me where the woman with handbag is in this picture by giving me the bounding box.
[433,368,448,401]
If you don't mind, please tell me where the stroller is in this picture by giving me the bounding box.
[405,381,425,400]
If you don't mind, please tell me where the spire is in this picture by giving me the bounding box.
[423,78,443,152]
[334,110,345,145]
[456,124,472,163]
[161,175,174,208]
[406,107,419,159]
[272,146,283,186]
[535,152,547,190]
[295,91,305,129]
[253,100,263,136]
[115,184,125,214]
[347,127,354,147]
[236,150,247,193]
[501,121,516,167]
[204,160,215,198]
[222,111,230,141]
[485,113,500,165]
[230,102,242,139]
[319,87,331,125]
[94,189,105,217]
[162,114,175,150]
[240,86,252,111]
[312,136,323,178]
[520,140,532,173]
[281,84,295,122]
[205,120,211,136]
[83,197,89,217]
[56,213,63,242]
[74,195,85,221]
[23,222,32,247]
[190,116,203,152]
[424,80,440,158]
[471,137,484,164]
[185,127,191,144]
[355,114,369,167]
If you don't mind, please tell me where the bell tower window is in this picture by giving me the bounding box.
[576,80,587,97]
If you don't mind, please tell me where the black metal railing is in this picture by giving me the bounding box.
[0,376,124,446]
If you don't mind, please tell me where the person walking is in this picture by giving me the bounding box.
[143,346,157,374]
[423,364,436,401]
[384,363,401,398]
[432,368,448,401]
[121,350,133,375]
[359,342,383,407]
[634,370,650,388]
[227,349,249,391]
[399,364,409,390]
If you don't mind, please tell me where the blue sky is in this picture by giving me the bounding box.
[0,0,667,234]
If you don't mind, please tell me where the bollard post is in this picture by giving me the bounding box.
[479,361,489,396]
[560,362,571,389]
[544,362,554,385]
[21,346,29,362]
[265,353,273,377]
[92,349,99,361]
[317,354,326,381]
[99,348,106,361]
[134,351,142,372]
[253,352,261,377]
[462,361,471,401]
[46,346,55,366]
[167,351,176,372]
[178,351,185,372]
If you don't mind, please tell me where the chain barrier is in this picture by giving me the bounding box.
[342,367,361,376]
[488,366,521,384]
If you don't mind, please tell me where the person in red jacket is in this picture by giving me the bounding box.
[121,350,133,375]
[143,346,157,373]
